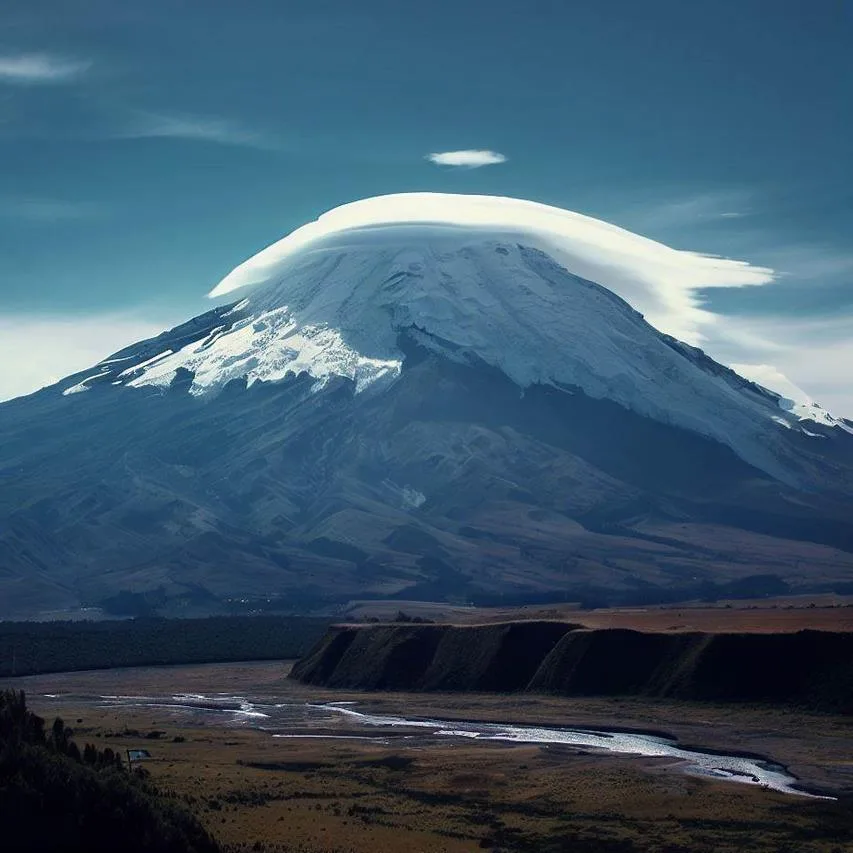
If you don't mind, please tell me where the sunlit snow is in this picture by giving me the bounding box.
[123,308,400,396]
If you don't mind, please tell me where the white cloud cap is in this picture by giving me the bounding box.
[209,192,773,345]
[427,150,507,167]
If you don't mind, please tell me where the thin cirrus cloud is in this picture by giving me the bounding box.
[116,110,277,150]
[0,197,103,223]
[0,53,90,84]
[612,191,753,234]
[427,149,507,168]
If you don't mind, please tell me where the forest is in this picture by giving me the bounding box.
[0,615,331,677]
[0,689,219,852]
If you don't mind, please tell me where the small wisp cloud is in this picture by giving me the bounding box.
[117,111,274,149]
[0,53,90,83]
[427,150,507,168]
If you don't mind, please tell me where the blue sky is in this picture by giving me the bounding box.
[1,0,851,412]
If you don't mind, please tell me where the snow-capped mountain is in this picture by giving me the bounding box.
[59,196,850,487]
[2,194,852,618]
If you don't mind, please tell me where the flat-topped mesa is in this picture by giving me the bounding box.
[290,621,853,714]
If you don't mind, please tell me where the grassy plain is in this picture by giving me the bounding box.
[5,660,853,853]
[347,596,853,633]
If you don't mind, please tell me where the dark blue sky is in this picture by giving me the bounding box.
[1,0,851,409]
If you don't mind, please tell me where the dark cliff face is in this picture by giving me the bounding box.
[291,622,853,714]
[2,332,853,619]
[290,621,578,692]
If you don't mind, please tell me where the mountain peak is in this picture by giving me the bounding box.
[4,196,853,619]
[55,218,841,489]
[210,193,774,345]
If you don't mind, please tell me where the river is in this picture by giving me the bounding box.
[62,690,832,799]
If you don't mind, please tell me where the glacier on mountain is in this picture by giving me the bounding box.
[59,193,851,486]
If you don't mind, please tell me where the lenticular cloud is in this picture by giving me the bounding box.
[209,192,774,344]
[426,150,507,167]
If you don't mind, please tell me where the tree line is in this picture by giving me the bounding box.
[0,689,219,852]
[0,615,331,677]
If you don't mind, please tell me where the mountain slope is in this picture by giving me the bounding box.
[1,195,852,618]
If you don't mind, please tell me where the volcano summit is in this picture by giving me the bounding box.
[2,194,852,618]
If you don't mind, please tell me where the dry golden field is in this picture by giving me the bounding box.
[345,596,853,633]
[5,660,853,852]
